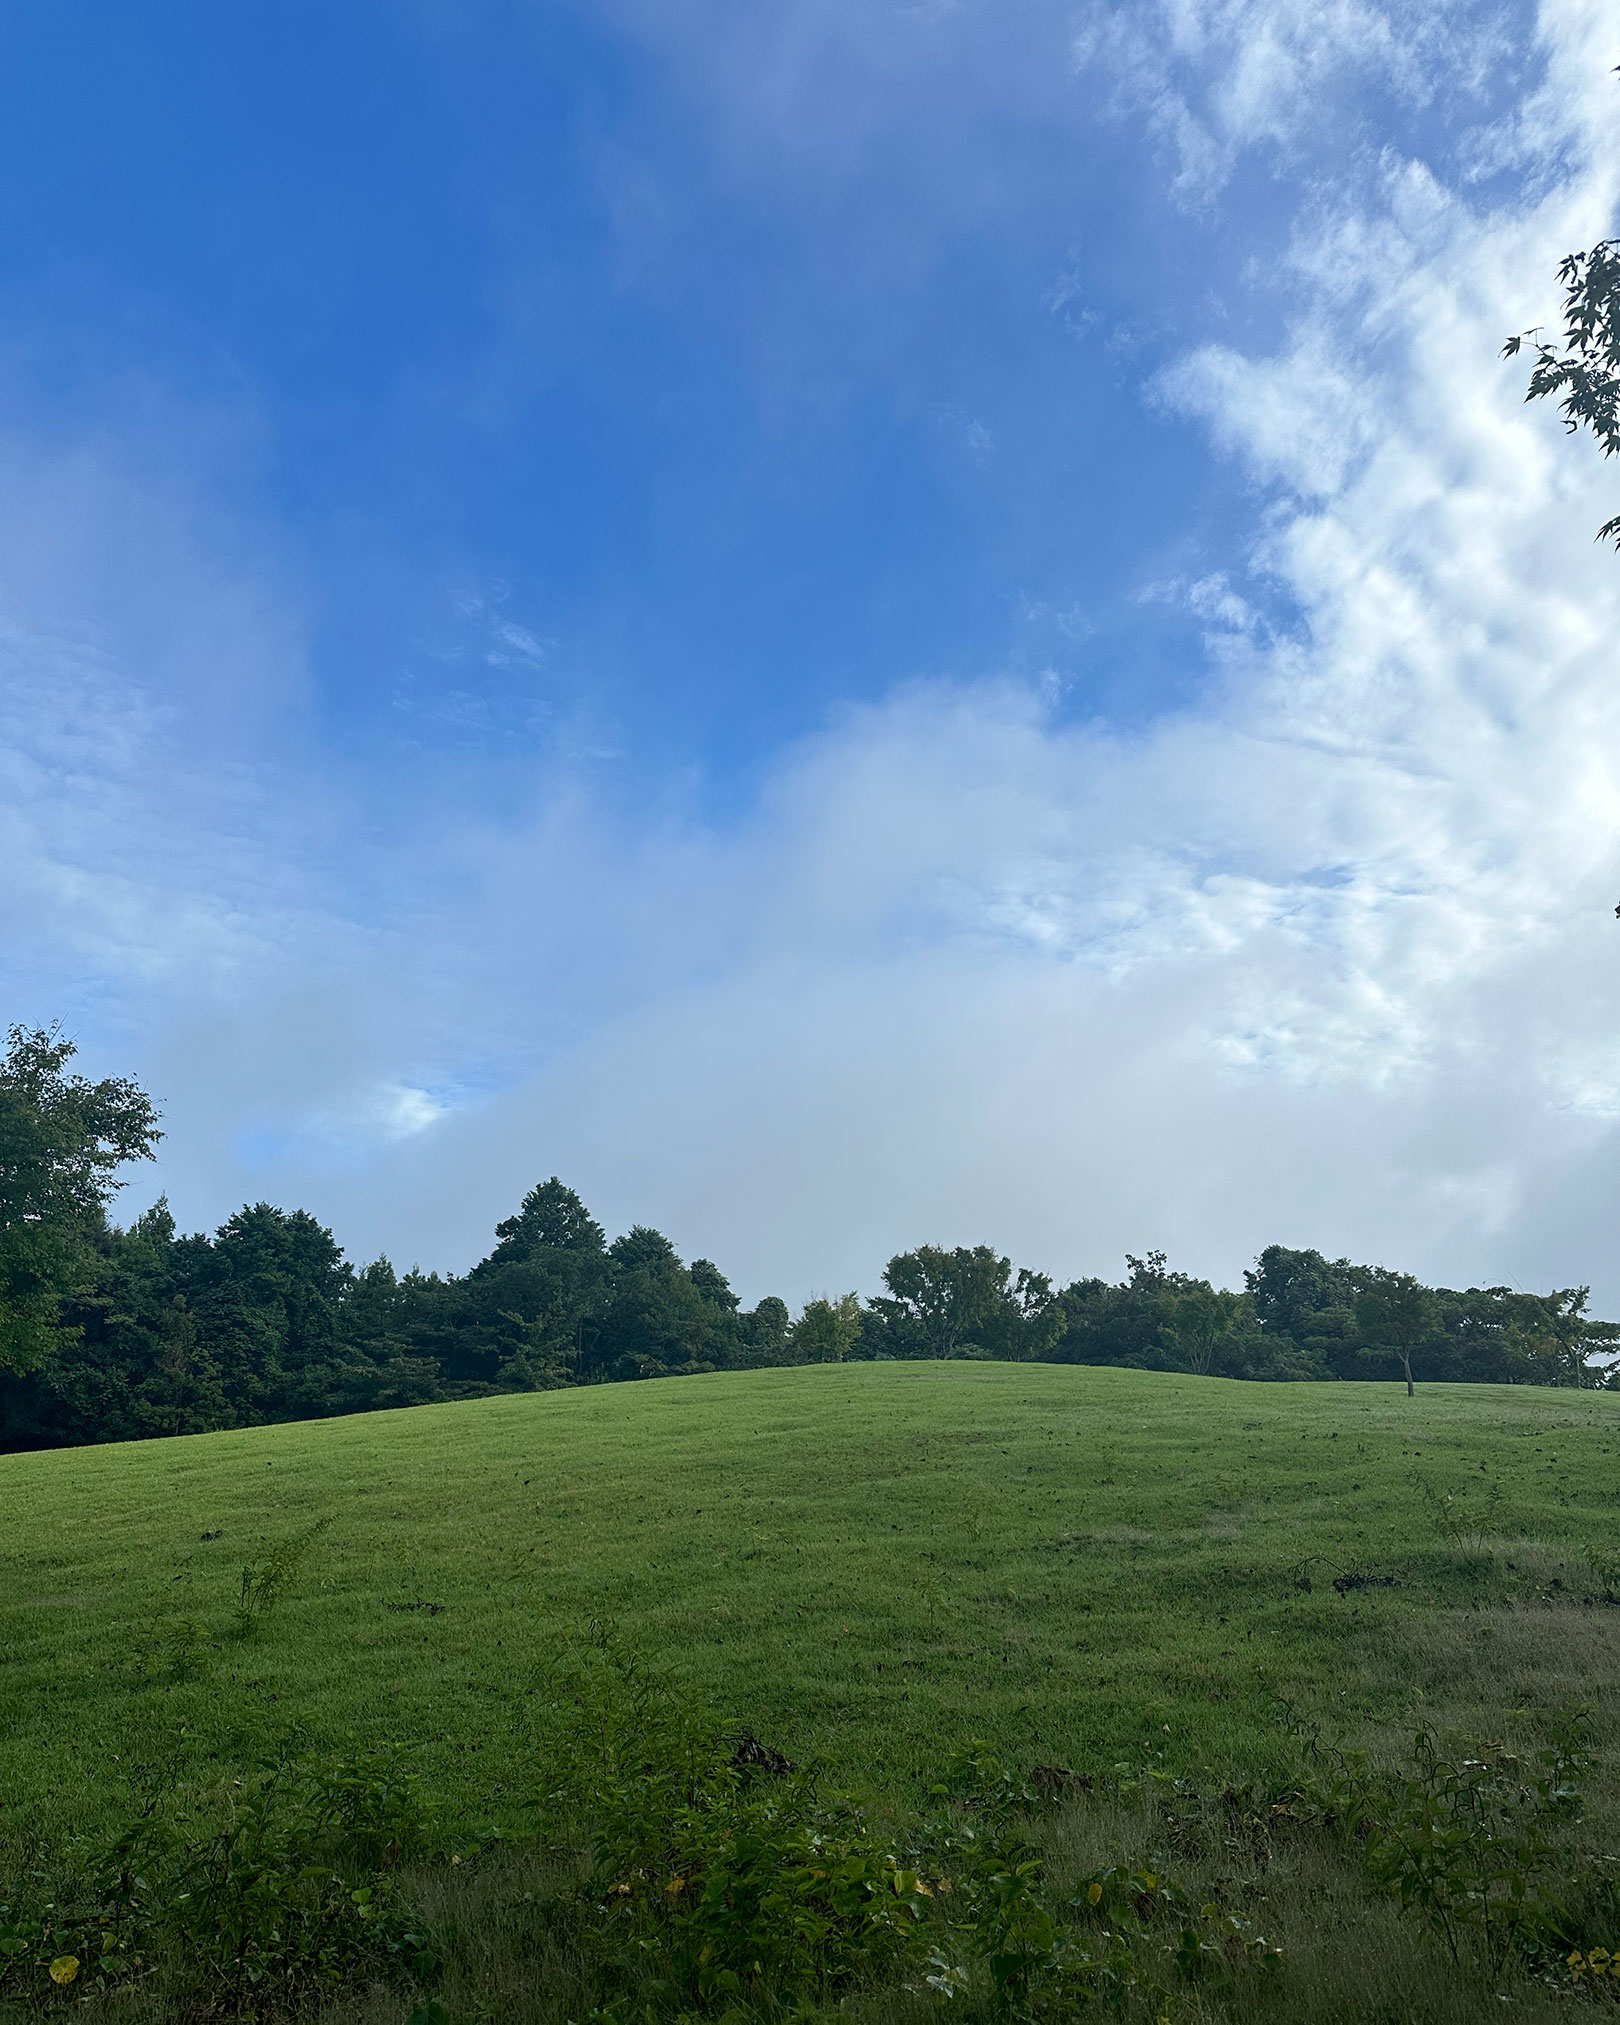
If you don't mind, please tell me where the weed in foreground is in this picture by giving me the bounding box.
[128,1616,210,1687]
[912,1741,1283,2019]
[6,1637,1620,2023]
[235,1517,332,1640]
[0,1740,436,2017]
[1312,1711,1593,1973]
[537,1629,935,2017]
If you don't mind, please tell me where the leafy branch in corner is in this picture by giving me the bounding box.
[1505,82,1620,547]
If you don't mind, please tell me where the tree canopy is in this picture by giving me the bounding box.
[1,1039,1614,1454]
[0,1026,160,1373]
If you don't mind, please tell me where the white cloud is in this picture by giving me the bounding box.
[341,0,1620,1299]
[6,0,1620,1316]
[1073,0,1526,204]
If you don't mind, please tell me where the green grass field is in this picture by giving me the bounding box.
[4,1363,1619,2021]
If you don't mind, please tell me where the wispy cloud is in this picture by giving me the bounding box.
[1074,0,1527,204]
[356,0,1620,1296]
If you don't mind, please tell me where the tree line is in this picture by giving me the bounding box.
[1,1026,1614,1453]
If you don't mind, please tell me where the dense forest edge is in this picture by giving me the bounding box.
[2,1024,1616,1454]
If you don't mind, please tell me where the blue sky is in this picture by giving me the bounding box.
[6,0,1620,1304]
[2,0,1248,775]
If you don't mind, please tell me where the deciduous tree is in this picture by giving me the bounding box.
[1355,1269,1439,1398]
[788,1292,862,1363]
[869,1245,1062,1360]
[1506,236,1620,546]
[0,1026,159,1372]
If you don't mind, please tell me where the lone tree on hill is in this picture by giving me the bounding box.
[1355,1269,1439,1398]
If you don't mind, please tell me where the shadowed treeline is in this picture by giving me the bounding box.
[2,1025,1614,1454]
[2,1178,1613,1453]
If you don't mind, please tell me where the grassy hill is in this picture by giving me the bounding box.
[3,1363,1619,2020]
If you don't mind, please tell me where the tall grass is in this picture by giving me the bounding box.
[3,1627,1617,2022]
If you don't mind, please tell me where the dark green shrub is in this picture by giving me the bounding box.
[544,1633,934,2015]
[923,1742,1282,2019]
[0,1742,436,2016]
[1315,1713,1591,1968]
